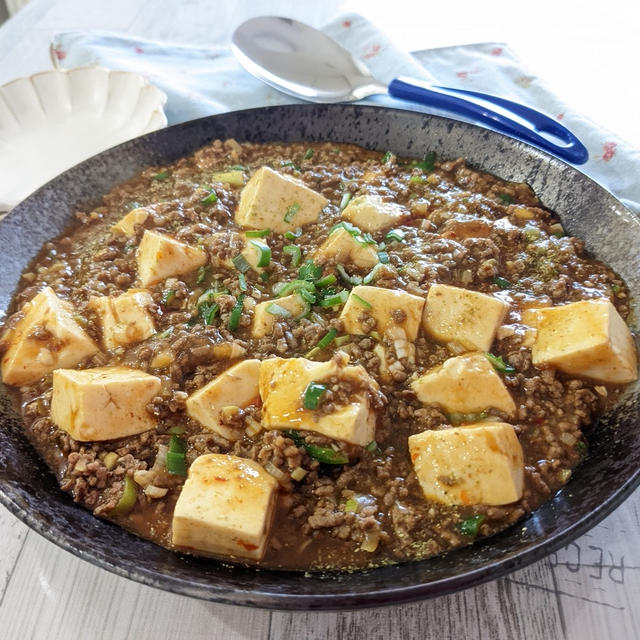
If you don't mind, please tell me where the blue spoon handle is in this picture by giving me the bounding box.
[388,77,588,164]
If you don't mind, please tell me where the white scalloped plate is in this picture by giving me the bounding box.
[0,67,167,210]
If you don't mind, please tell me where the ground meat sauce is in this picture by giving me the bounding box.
[1,140,635,571]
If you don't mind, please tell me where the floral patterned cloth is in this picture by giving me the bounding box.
[52,13,640,213]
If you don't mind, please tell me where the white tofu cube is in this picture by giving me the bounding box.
[172,453,277,560]
[186,360,261,440]
[259,354,379,446]
[408,422,524,506]
[313,228,379,269]
[137,230,207,287]
[88,289,156,350]
[532,299,638,384]
[235,166,328,233]
[423,284,509,352]
[411,352,516,417]
[111,207,150,236]
[50,366,161,441]
[341,195,408,232]
[339,285,425,341]
[1,287,98,386]
[251,294,308,338]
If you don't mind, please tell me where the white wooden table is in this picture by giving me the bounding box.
[1,1,639,638]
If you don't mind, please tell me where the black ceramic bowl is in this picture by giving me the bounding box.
[0,105,638,610]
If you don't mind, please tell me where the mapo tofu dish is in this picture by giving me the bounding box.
[1,140,637,571]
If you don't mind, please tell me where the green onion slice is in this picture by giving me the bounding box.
[284,227,303,241]
[365,440,379,453]
[285,430,349,465]
[414,151,436,172]
[196,265,209,284]
[485,352,516,374]
[238,272,248,292]
[245,228,270,238]
[315,328,338,350]
[337,264,363,286]
[249,240,272,267]
[458,514,485,538]
[283,244,302,267]
[351,293,372,310]
[161,289,175,305]
[151,171,169,180]
[110,476,138,515]
[329,220,360,237]
[275,279,316,298]
[232,253,251,274]
[298,288,316,304]
[381,151,393,163]
[199,302,219,325]
[229,164,248,171]
[339,192,352,211]
[492,276,512,289]
[303,381,328,410]
[498,193,514,204]
[228,294,245,331]
[344,498,359,513]
[284,202,301,223]
[166,451,187,476]
[363,263,385,285]
[281,160,301,171]
[200,190,218,205]
[385,229,406,243]
[378,251,389,264]
[303,148,313,160]
[319,290,349,307]
[266,302,292,317]
[315,274,337,288]
[168,425,186,435]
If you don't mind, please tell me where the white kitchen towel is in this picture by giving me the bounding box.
[51,13,640,213]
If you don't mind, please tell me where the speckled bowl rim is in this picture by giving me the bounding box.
[0,104,638,611]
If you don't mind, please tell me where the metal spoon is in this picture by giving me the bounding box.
[232,16,588,164]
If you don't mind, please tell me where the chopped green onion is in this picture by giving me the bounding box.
[276,279,316,298]
[492,276,512,289]
[200,190,218,205]
[281,160,301,171]
[126,201,142,211]
[524,226,541,242]
[168,425,186,435]
[485,352,516,374]
[229,164,248,171]
[357,232,377,246]
[298,260,323,281]
[448,410,489,425]
[339,192,352,211]
[155,326,174,340]
[161,289,175,305]
[166,451,187,476]
[284,202,301,223]
[576,441,587,456]
[110,476,138,515]
[498,193,514,205]
[344,498,359,513]
[316,328,338,350]
[414,151,436,171]
[228,294,245,331]
[232,253,251,274]
[610,283,621,294]
[303,381,328,410]
[152,171,169,180]
[363,263,385,285]
[196,265,209,284]
[260,272,270,282]
[283,244,302,267]
[197,287,226,307]
[199,302,219,325]
[337,264,362,286]
[238,272,248,291]
[319,290,349,307]
[458,514,485,538]
[385,229,405,243]
[284,227,302,241]
[266,302,292,317]
[334,335,351,347]
[169,434,186,454]
[103,452,119,470]
[409,175,427,183]
[298,288,316,304]
[365,440,379,453]
[351,293,372,310]
[303,148,313,160]
[315,274,337,288]
[329,220,360,237]
[245,228,270,238]
[285,430,349,465]
[378,251,389,264]
[249,240,271,267]
[381,151,393,163]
